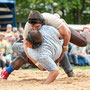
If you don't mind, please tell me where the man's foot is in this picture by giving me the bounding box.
[0,70,10,79]
[67,70,75,77]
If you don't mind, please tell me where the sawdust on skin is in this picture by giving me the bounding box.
[0,69,90,90]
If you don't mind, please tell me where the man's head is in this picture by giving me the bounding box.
[26,30,43,49]
[19,27,23,33]
[13,27,18,33]
[7,24,12,32]
[28,11,44,30]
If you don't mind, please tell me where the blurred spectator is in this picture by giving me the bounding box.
[5,24,15,37]
[5,35,16,67]
[0,51,6,70]
[17,35,23,43]
[0,33,7,56]
[67,43,74,65]
[5,36,13,65]
[19,27,24,35]
[70,45,90,66]
[12,27,18,33]
[9,37,16,45]
[4,33,12,40]
[14,33,20,42]
[87,44,90,54]
[9,37,17,59]
[0,33,7,69]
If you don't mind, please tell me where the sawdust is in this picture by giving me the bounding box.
[0,69,90,90]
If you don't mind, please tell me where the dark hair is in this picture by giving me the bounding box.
[19,35,23,40]
[26,30,43,49]
[28,11,44,25]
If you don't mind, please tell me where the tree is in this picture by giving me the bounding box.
[15,0,90,25]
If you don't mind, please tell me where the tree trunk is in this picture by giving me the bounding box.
[73,9,76,24]
[61,8,65,17]
[77,9,81,24]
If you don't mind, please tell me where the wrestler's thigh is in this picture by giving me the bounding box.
[12,42,27,58]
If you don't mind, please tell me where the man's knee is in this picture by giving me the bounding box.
[12,43,27,58]
[11,56,28,70]
[69,27,88,47]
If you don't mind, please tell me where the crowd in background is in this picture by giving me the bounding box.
[67,43,90,66]
[0,24,90,70]
[0,24,24,70]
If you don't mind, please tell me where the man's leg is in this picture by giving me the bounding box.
[81,30,90,43]
[0,42,29,79]
[60,53,75,77]
[69,27,87,47]
[11,56,28,70]
[0,56,29,79]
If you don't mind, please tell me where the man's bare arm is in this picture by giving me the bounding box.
[42,13,71,52]
[43,68,59,84]
[58,23,71,52]
[23,22,32,39]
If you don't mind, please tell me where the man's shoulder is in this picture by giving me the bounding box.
[42,13,63,29]
[40,25,58,35]
[24,22,31,30]
[42,25,56,30]
[42,12,50,15]
[25,22,30,26]
[41,13,53,19]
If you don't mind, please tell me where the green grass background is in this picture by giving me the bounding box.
[23,66,90,71]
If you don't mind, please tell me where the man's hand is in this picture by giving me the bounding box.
[62,46,68,52]
[55,45,67,64]
[43,68,59,84]
[55,49,64,64]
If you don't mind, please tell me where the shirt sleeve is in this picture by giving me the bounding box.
[38,55,57,71]
[23,22,32,39]
[42,13,63,29]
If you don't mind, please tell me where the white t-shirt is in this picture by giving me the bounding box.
[27,25,62,71]
[23,13,64,39]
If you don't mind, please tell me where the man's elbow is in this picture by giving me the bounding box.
[68,29,71,38]
[58,23,71,36]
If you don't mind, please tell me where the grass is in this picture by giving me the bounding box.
[23,66,90,71]
[73,66,90,70]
